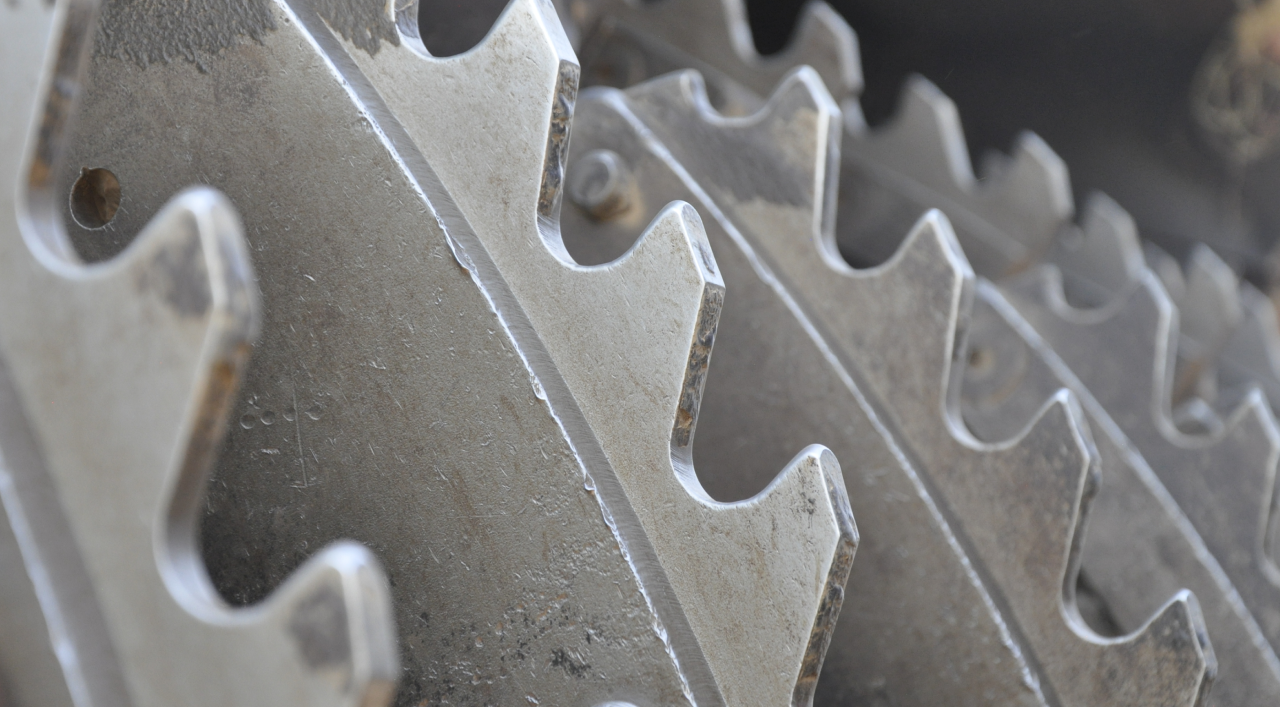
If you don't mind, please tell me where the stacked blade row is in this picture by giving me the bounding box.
[0,0,1276,704]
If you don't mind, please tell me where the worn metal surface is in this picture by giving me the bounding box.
[1039,198,1280,701]
[1146,244,1245,413]
[962,281,1280,705]
[842,47,1280,699]
[573,0,1073,279]
[1044,192,1147,309]
[0,0,400,703]
[598,66,1215,705]
[575,0,858,115]
[60,0,686,704]
[1142,241,1280,422]
[564,68,1047,707]
[1220,283,1280,413]
[567,1,1235,702]
[58,0,857,704]
[10,0,1270,703]
[1001,257,1280,678]
[835,74,1071,277]
[314,2,857,703]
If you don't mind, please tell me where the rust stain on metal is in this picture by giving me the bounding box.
[673,282,723,449]
[793,451,857,706]
[538,60,578,219]
[94,0,276,71]
[28,0,95,190]
[168,346,250,537]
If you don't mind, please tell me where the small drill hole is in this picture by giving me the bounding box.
[968,346,994,374]
[69,167,121,229]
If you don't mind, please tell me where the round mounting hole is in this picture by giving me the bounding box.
[968,346,995,375]
[69,167,121,229]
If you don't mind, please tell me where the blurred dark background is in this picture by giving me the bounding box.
[421,0,1280,288]
[749,0,1278,286]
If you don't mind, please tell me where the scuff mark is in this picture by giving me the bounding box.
[548,647,590,679]
[288,583,352,669]
[136,230,212,317]
[95,0,277,72]
[313,0,399,56]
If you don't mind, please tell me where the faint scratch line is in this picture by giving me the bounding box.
[293,385,307,488]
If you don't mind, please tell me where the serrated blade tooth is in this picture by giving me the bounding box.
[1002,261,1280,678]
[1002,267,1175,424]
[622,67,837,244]
[573,65,1044,704]
[802,205,1213,705]
[580,0,861,114]
[1160,245,1245,410]
[0,2,400,704]
[844,76,1072,278]
[576,0,761,115]
[995,131,1075,255]
[603,62,1213,704]
[951,390,1211,708]
[836,74,1069,278]
[1181,245,1244,360]
[59,0,737,703]
[963,281,1280,704]
[1129,591,1218,707]
[1145,241,1188,302]
[972,132,1076,258]
[850,75,975,197]
[1048,191,1145,306]
[1220,283,1280,411]
[577,0,1076,279]
[316,3,859,704]
[785,2,863,100]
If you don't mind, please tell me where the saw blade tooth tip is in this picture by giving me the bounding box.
[1221,283,1280,408]
[788,1,863,99]
[530,0,577,57]
[1144,242,1187,303]
[674,200,721,286]
[1050,191,1143,301]
[893,74,974,187]
[901,73,961,127]
[780,65,839,113]
[1220,387,1280,447]
[1025,389,1093,467]
[177,186,262,343]
[1147,590,1218,684]
[1181,244,1244,348]
[1080,192,1141,271]
[1005,130,1073,216]
[907,208,972,278]
[625,68,707,112]
[279,541,400,704]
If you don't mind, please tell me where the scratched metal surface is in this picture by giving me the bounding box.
[2,0,399,702]
[961,283,1280,706]
[560,86,1044,706]
[58,0,690,703]
[610,66,1214,705]
[335,1,858,702]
